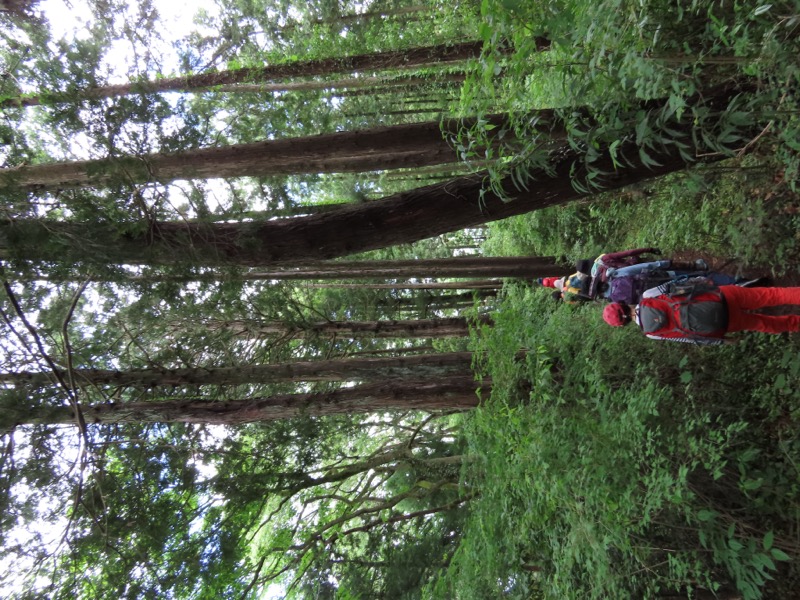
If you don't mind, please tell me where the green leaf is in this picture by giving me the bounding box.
[635,116,651,145]
[668,94,687,120]
[727,111,753,127]
[638,147,663,168]
[771,548,791,561]
[696,509,715,522]
[500,0,522,10]
[740,448,760,462]
[759,552,777,572]
[763,531,774,551]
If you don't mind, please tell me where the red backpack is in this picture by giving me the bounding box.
[638,280,728,339]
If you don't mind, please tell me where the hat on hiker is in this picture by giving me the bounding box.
[538,277,561,288]
[603,302,630,327]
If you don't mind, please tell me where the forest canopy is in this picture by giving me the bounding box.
[0,0,799,598]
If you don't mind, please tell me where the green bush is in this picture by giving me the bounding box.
[436,0,800,597]
[438,283,800,599]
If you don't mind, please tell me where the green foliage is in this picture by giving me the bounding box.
[4,0,800,599]
[222,413,469,600]
[482,154,800,275]
[441,284,800,599]
[55,425,243,599]
[457,0,800,196]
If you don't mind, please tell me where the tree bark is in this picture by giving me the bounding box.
[0,86,750,268]
[191,256,567,280]
[0,139,710,267]
[212,73,466,96]
[0,115,522,190]
[0,40,541,108]
[2,352,475,388]
[305,280,504,290]
[202,316,491,339]
[5,377,488,426]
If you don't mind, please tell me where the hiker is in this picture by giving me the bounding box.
[588,247,708,297]
[539,251,717,304]
[538,272,592,303]
[602,278,800,344]
[601,268,744,305]
[589,246,664,282]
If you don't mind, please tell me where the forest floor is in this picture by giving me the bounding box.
[453,155,800,600]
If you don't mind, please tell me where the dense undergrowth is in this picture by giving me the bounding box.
[439,0,800,597]
[446,166,800,599]
[453,283,800,599]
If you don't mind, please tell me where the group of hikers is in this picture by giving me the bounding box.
[538,246,800,344]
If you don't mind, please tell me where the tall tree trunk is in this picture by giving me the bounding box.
[0,40,542,108]
[212,73,466,96]
[0,87,749,268]
[283,5,430,30]
[3,352,475,388]
[0,140,705,267]
[0,115,521,190]
[192,256,566,280]
[305,280,504,290]
[4,377,488,426]
[202,316,491,339]
[21,268,548,290]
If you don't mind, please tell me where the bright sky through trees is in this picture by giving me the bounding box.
[4,0,799,597]
[40,0,219,79]
[4,4,215,592]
